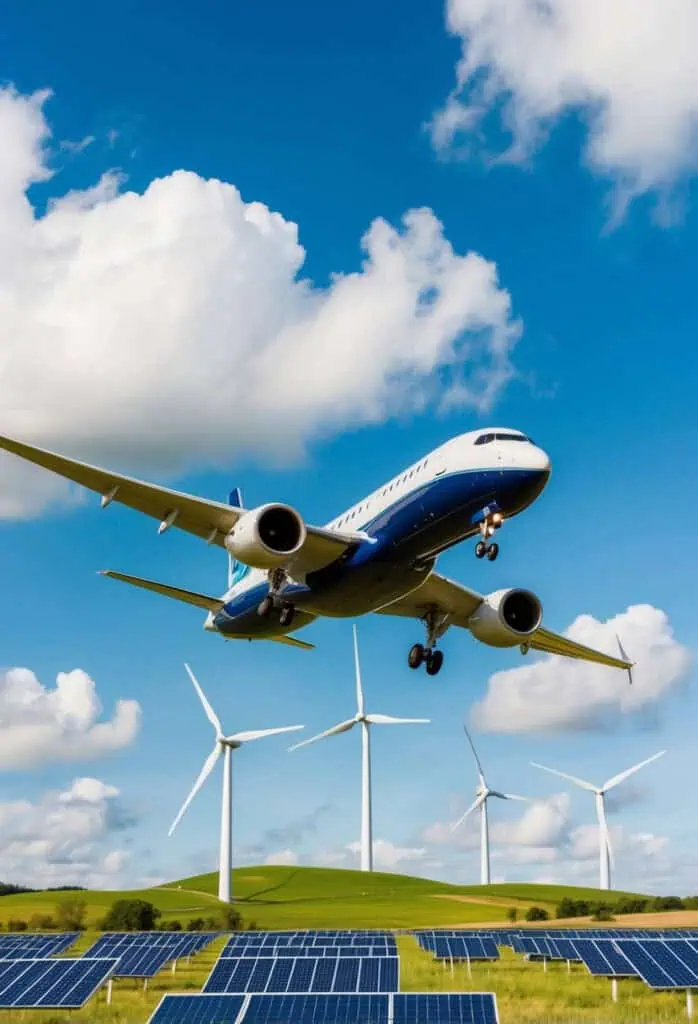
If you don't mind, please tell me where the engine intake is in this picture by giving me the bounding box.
[225,503,306,570]
[467,588,543,648]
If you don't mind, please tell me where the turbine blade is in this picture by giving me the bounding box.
[530,761,597,792]
[288,718,357,751]
[491,791,529,802]
[353,624,365,716]
[227,725,304,744]
[616,634,634,685]
[364,714,430,725]
[602,750,666,792]
[184,663,222,736]
[463,723,487,786]
[451,793,486,831]
[168,744,221,836]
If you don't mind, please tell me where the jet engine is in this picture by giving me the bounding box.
[224,504,306,569]
[467,588,542,647]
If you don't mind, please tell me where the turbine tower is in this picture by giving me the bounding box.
[530,750,666,890]
[289,624,429,872]
[451,725,527,885]
[168,663,303,903]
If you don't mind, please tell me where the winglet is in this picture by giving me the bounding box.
[616,633,634,686]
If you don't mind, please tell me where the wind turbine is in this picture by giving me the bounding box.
[530,750,666,890]
[289,624,429,872]
[451,725,528,885]
[168,663,304,903]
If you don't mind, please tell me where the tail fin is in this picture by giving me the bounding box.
[227,488,247,589]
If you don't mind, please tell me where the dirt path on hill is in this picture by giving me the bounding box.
[429,893,534,909]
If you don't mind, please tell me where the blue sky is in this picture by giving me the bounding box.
[0,0,696,894]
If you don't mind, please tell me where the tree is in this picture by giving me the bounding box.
[29,914,56,931]
[100,899,161,931]
[506,907,518,923]
[55,898,87,931]
[525,906,549,922]
[187,918,206,931]
[217,905,242,931]
[7,919,28,932]
[591,904,615,922]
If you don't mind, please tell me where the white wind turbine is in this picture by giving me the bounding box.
[451,725,528,885]
[168,663,304,903]
[289,624,429,872]
[530,750,666,890]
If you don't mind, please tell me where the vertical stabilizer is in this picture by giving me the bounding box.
[227,488,244,589]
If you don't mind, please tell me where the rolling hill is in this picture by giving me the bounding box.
[0,865,651,930]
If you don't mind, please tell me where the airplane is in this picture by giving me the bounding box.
[0,428,633,678]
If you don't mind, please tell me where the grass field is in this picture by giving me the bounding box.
[0,866,653,930]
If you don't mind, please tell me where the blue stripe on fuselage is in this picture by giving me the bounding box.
[214,465,547,635]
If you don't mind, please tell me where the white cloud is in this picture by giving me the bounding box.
[472,604,691,733]
[0,777,136,889]
[0,85,521,518]
[264,849,299,866]
[432,0,698,207]
[0,666,140,769]
[492,794,570,848]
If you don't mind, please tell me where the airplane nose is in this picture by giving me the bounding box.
[531,446,551,476]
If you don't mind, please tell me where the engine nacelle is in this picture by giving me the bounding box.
[224,503,306,570]
[467,588,543,648]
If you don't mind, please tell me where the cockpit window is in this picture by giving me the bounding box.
[475,432,533,445]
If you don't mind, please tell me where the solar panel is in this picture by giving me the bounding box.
[203,955,399,994]
[392,993,498,1024]
[0,958,117,1008]
[431,937,499,961]
[244,993,390,1022]
[572,939,636,978]
[112,946,174,978]
[0,934,78,959]
[614,939,698,989]
[148,993,247,1023]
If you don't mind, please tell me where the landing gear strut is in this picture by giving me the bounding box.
[475,511,502,561]
[257,568,295,626]
[408,610,450,676]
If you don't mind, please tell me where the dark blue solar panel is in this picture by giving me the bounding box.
[0,958,117,1008]
[572,940,636,978]
[392,993,498,1024]
[331,960,358,993]
[432,937,499,961]
[289,958,319,992]
[615,939,698,989]
[148,994,247,1023]
[244,994,390,1023]
[114,946,173,977]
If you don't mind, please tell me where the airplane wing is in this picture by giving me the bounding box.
[376,572,633,672]
[0,435,356,575]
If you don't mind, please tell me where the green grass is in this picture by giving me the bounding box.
[0,867,653,931]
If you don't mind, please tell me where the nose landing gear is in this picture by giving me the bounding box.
[408,609,450,676]
[475,511,502,561]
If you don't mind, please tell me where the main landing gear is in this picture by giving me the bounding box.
[408,610,450,676]
[475,510,503,562]
[257,568,295,627]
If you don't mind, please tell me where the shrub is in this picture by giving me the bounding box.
[525,906,549,922]
[29,914,56,931]
[187,918,206,931]
[506,907,518,923]
[55,898,87,931]
[591,904,615,921]
[7,919,28,932]
[169,920,182,932]
[100,899,161,931]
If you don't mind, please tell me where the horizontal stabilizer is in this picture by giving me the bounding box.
[99,570,224,612]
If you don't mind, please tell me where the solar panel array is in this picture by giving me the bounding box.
[148,992,499,1024]
[426,937,499,962]
[615,938,698,990]
[204,954,399,994]
[85,931,217,977]
[0,933,78,959]
[0,957,117,1009]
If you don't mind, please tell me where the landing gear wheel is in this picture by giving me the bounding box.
[408,643,425,669]
[426,649,444,676]
[475,541,487,559]
[486,542,499,562]
[279,605,295,628]
[257,596,274,618]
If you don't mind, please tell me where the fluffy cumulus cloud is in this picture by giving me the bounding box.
[432,0,698,205]
[0,85,521,518]
[264,849,300,866]
[0,665,140,769]
[472,604,691,734]
[0,777,137,888]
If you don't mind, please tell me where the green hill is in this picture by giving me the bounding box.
[0,866,650,930]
